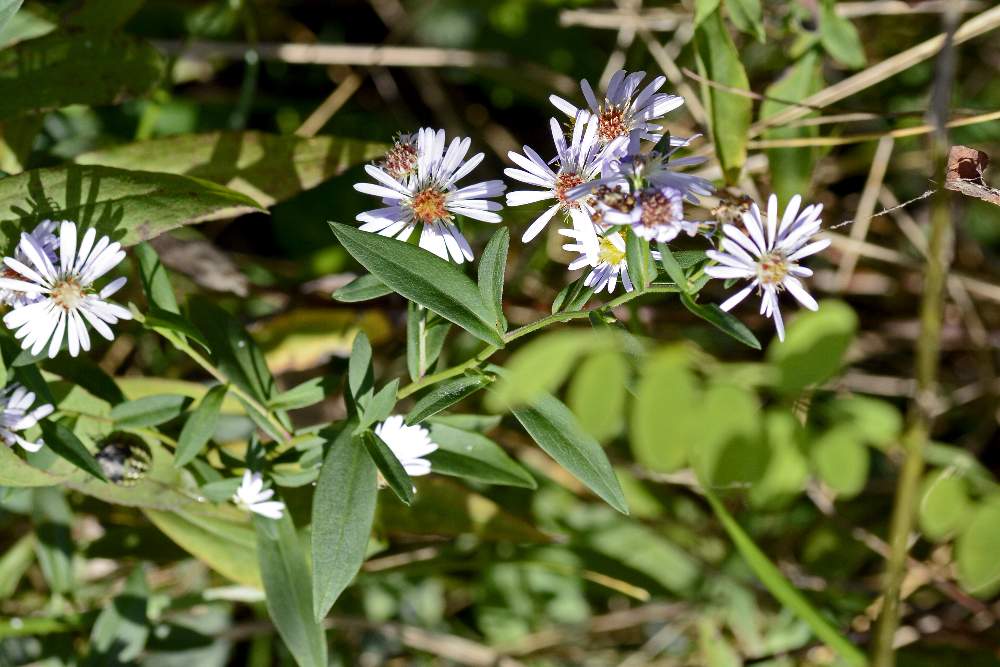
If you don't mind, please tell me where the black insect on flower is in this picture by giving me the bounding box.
[96,432,151,487]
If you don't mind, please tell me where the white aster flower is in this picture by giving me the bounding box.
[705,194,830,341]
[0,383,54,453]
[594,185,701,244]
[354,127,505,264]
[550,69,685,145]
[0,221,60,308]
[505,112,626,243]
[560,227,662,295]
[0,221,131,358]
[233,470,285,520]
[374,415,438,477]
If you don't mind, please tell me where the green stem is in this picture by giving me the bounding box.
[395,285,678,399]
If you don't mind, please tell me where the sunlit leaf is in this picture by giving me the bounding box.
[956,497,1000,598]
[174,384,227,467]
[427,422,536,489]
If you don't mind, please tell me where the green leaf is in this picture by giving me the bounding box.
[39,421,106,481]
[188,297,276,404]
[45,355,124,405]
[78,132,388,207]
[255,511,328,667]
[551,275,594,314]
[761,50,824,203]
[681,292,761,349]
[511,393,628,514]
[348,331,373,403]
[825,396,902,450]
[703,488,867,666]
[486,329,614,411]
[87,566,149,664]
[134,242,180,314]
[694,0,721,25]
[0,0,21,36]
[31,487,74,594]
[144,509,260,588]
[311,428,377,620]
[427,423,536,489]
[726,0,765,42]
[631,348,701,473]
[657,242,688,291]
[694,8,752,184]
[0,165,262,252]
[625,231,652,290]
[478,227,509,333]
[568,350,627,443]
[406,374,492,425]
[810,426,869,498]
[768,300,857,394]
[0,534,34,598]
[749,410,810,508]
[332,274,393,303]
[691,383,766,488]
[406,303,450,381]
[110,394,192,429]
[0,443,65,486]
[956,496,1000,598]
[60,0,145,32]
[359,379,399,431]
[362,430,414,506]
[269,377,326,411]
[819,0,866,69]
[174,385,227,468]
[919,470,973,542]
[0,32,163,120]
[330,222,504,347]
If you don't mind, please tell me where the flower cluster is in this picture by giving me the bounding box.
[354,68,829,340]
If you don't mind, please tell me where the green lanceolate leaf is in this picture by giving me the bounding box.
[330,222,504,347]
[0,534,34,598]
[407,303,450,381]
[625,231,652,290]
[188,298,277,404]
[0,165,262,252]
[657,242,689,292]
[0,0,22,36]
[174,384,228,468]
[269,377,326,411]
[0,32,163,120]
[362,430,414,506]
[332,274,393,303]
[680,292,761,349]
[31,486,74,594]
[694,8,752,184]
[78,132,388,207]
[406,374,493,425]
[551,275,595,314]
[348,332,373,404]
[144,509,260,588]
[427,423,536,488]
[134,242,180,314]
[0,444,65,486]
[727,0,765,42]
[359,379,399,431]
[110,394,192,429]
[511,393,628,514]
[478,227,509,333]
[311,428,378,620]
[819,0,866,69]
[703,488,866,666]
[39,421,105,481]
[255,511,328,667]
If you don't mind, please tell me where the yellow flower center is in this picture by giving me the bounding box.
[598,236,625,266]
[757,252,789,285]
[50,277,87,310]
[410,187,448,224]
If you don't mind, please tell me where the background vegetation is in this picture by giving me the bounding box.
[1,0,999,665]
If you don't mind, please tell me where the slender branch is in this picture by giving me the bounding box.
[395,285,679,400]
[871,5,959,664]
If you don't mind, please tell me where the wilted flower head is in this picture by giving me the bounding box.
[550,69,684,145]
[354,127,505,264]
[374,415,438,478]
[233,471,285,520]
[505,112,627,243]
[0,221,131,358]
[0,383,53,453]
[705,194,829,341]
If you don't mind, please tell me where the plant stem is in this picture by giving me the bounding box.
[871,8,957,660]
[396,285,679,399]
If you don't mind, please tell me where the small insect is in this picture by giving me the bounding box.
[96,432,151,487]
